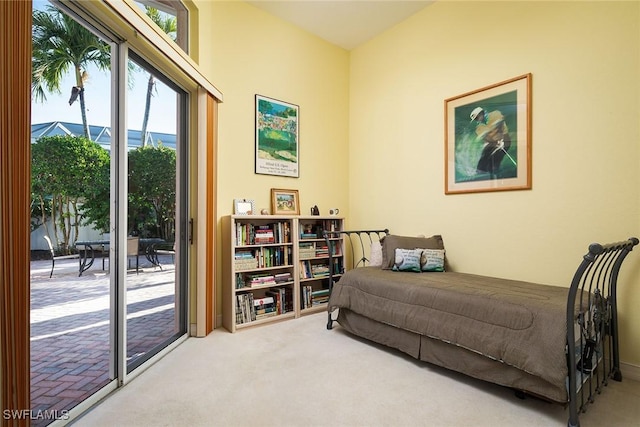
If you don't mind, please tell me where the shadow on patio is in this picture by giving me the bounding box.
[30,255,177,426]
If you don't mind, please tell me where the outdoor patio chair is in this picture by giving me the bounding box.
[127,236,140,274]
[43,235,78,278]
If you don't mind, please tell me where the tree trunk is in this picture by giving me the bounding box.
[140,74,155,147]
[39,195,51,246]
[79,89,90,141]
[71,198,80,247]
[75,65,91,140]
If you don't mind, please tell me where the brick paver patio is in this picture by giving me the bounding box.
[30,255,178,426]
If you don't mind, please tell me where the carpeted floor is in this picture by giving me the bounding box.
[75,312,640,427]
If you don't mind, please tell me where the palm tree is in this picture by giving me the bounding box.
[140,7,177,147]
[32,6,111,140]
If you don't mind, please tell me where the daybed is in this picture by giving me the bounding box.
[324,231,637,427]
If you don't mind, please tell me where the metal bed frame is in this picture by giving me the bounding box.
[324,229,638,427]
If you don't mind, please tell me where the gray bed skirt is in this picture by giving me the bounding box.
[336,308,567,403]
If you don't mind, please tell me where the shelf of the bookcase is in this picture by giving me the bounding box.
[236,265,294,273]
[235,311,296,329]
[300,256,331,261]
[235,242,293,248]
[300,304,327,315]
[299,276,331,282]
[235,281,294,292]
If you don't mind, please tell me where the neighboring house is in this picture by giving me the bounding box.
[31,121,177,150]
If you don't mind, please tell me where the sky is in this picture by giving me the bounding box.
[31,0,178,135]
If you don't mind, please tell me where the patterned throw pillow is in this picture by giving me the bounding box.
[420,248,445,272]
[392,248,422,272]
[369,241,383,267]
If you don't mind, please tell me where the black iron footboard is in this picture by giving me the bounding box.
[566,237,638,427]
[323,229,389,330]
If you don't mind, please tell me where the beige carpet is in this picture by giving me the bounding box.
[75,312,640,427]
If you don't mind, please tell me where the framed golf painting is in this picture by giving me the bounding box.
[444,73,532,195]
[255,94,299,178]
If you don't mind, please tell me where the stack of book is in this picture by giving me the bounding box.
[253,296,278,320]
[311,288,330,306]
[254,225,275,244]
[315,244,329,257]
[274,272,292,284]
[311,264,330,278]
[246,273,277,287]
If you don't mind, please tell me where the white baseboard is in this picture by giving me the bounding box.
[621,361,640,381]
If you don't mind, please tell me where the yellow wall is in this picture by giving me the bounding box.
[349,1,640,365]
[195,0,351,321]
[197,0,640,367]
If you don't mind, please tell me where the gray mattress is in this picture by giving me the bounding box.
[328,267,572,402]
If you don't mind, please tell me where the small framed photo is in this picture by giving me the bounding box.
[234,199,255,215]
[445,73,532,194]
[270,189,300,215]
[255,94,300,178]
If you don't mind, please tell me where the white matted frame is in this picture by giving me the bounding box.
[255,94,299,178]
[234,199,255,215]
[445,73,532,195]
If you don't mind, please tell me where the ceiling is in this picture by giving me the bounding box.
[246,1,434,50]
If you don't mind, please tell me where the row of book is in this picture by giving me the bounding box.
[235,288,293,324]
[235,272,293,289]
[299,260,330,279]
[301,286,330,309]
[235,246,292,270]
[235,222,291,246]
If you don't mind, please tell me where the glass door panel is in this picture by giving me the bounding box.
[125,54,187,373]
[30,1,114,424]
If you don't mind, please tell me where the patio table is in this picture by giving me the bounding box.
[75,238,166,276]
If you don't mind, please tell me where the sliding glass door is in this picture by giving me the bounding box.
[30,2,189,424]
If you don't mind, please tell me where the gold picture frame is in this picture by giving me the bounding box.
[270,188,300,215]
[445,73,532,194]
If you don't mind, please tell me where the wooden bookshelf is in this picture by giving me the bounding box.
[297,216,344,316]
[222,215,344,332]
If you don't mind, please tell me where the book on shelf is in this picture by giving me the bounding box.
[235,221,291,246]
[299,260,312,279]
[311,264,330,278]
[311,288,330,305]
[274,272,292,283]
[301,285,314,309]
[315,245,329,257]
[246,273,277,287]
[235,273,245,289]
[236,293,256,324]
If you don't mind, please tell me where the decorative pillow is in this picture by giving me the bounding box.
[381,234,445,270]
[369,241,383,267]
[420,248,445,272]
[391,248,422,272]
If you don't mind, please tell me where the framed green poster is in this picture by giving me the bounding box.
[255,94,299,178]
